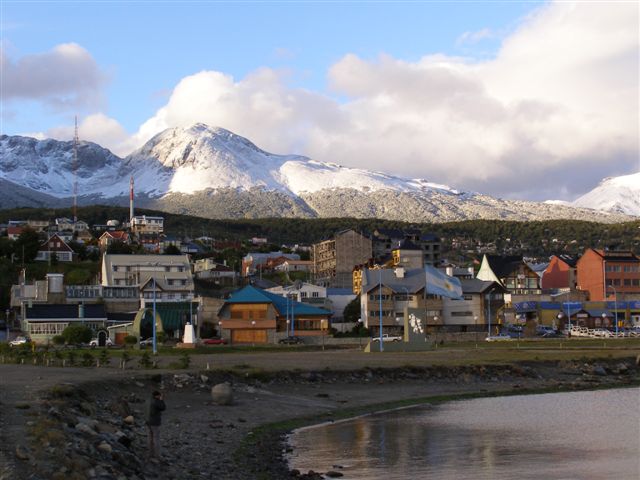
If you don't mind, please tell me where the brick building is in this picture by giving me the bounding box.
[541,255,578,290]
[576,249,640,301]
[312,229,372,289]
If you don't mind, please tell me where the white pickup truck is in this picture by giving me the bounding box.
[371,333,403,342]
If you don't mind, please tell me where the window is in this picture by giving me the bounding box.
[451,311,474,317]
[113,266,118,272]
[301,292,308,298]
[632,279,640,286]
[612,279,621,286]
[624,279,632,286]
[312,292,319,298]
[165,266,171,272]
[167,279,174,286]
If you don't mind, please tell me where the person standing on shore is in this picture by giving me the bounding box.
[145,390,166,461]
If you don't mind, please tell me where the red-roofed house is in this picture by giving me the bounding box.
[35,234,75,262]
[7,226,24,240]
[99,231,131,251]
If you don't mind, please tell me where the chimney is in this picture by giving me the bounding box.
[394,267,405,278]
[78,303,85,319]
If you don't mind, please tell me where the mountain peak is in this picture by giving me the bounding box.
[572,172,640,216]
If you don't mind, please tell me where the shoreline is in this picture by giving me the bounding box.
[251,380,640,480]
[1,356,638,480]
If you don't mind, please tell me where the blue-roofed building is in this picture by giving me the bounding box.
[218,286,332,344]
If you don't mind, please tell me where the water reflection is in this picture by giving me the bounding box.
[288,388,640,480]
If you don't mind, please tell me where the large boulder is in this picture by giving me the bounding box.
[211,383,233,405]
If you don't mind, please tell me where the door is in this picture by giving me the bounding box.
[232,329,268,344]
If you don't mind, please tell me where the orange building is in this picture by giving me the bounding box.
[541,255,578,290]
[576,249,640,301]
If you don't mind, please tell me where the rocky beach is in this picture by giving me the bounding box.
[1,352,639,480]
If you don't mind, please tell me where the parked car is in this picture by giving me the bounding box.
[278,336,304,345]
[485,333,513,342]
[536,325,557,336]
[371,333,403,343]
[541,331,565,338]
[139,338,154,347]
[202,337,228,345]
[9,336,30,347]
[89,337,113,348]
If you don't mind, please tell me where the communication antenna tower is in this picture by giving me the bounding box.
[73,116,79,223]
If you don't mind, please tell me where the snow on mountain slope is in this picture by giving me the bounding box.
[0,125,636,222]
[571,172,640,216]
[125,124,462,197]
[0,134,125,197]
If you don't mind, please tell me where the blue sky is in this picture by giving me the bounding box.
[1,1,638,201]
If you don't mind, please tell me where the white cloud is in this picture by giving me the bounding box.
[121,1,637,201]
[457,28,494,45]
[36,113,133,156]
[19,1,629,202]
[1,43,107,110]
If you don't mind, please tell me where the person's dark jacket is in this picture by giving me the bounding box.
[145,396,166,426]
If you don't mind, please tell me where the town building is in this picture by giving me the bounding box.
[241,251,300,277]
[101,254,194,303]
[34,233,75,262]
[22,304,107,344]
[217,285,332,344]
[372,228,441,265]
[130,215,164,235]
[576,249,640,301]
[312,229,372,289]
[542,255,579,290]
[194,258,238,286]
[476,255,541,295]
[98,231,131,251]
[359,267,443,337]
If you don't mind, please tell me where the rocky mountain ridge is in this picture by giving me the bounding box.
[0,126,636,223]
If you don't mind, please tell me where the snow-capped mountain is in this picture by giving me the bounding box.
[0,134,125,197]
[0,125,636,223]
[122,124,462,197]
[571,172,640,216]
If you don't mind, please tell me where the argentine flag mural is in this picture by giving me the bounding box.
[425,265,463,299]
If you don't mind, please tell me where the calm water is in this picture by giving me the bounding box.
[287,388,640,480]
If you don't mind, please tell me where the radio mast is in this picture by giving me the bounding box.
[73,116,79,223]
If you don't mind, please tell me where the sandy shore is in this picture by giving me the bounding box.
[1,350,638,480]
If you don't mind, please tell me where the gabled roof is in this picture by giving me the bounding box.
[586,249,640,262]
[459,278,504,294]
[483,255,525,278]
[39,233,74,253]
[553,254,578,268]
[226,285,331,316]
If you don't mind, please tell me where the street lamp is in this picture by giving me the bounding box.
[474,315,479,346]
[152,276,157,355]
[606,285,618,335]
[433,315,440,346]
[378,268,384,352]
[251,320,256,347]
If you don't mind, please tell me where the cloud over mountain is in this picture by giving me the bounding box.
[17,1,639,201]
